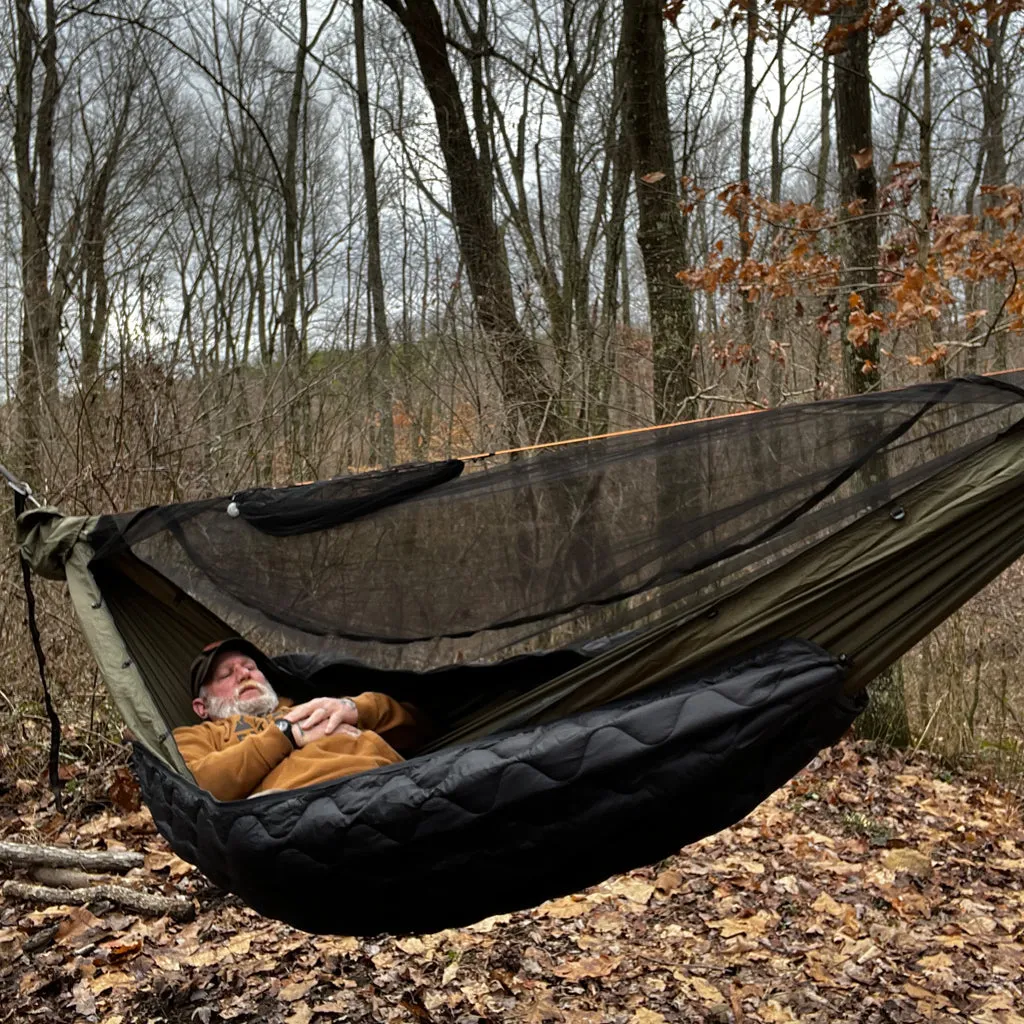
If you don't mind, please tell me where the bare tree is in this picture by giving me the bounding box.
[376,0,555,443]
[620,0,697,420]
[11,0,63,478]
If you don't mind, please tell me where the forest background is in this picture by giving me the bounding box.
[1,0,1023,800]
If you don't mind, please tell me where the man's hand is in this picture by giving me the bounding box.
[294,720,361,746]
[283,697,360,746]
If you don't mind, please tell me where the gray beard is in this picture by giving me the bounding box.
[204,685,279,720]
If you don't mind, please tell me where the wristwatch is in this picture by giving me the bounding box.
[274,718,298,748]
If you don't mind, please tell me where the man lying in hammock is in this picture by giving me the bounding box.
[173,638,424,800]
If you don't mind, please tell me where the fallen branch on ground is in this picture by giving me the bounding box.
[2,880,194,922]
[0,841,143,873]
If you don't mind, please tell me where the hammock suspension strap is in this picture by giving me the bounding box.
[2,463,63,811]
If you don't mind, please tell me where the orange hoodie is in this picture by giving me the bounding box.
[172,693,422,801]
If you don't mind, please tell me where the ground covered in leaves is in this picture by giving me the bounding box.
[0,742,1021,1024]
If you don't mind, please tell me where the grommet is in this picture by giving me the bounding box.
[122,659,132,669]
[227,501,240,518]
[706,608,718,619]
[838,653,851,666]
[91,599,102,609]
[890,506,906,521]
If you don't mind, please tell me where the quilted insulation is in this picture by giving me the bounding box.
[133,638,862,936]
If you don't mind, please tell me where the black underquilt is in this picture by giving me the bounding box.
[133,637,863,936]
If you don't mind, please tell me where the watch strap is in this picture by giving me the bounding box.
[275,717,297,748]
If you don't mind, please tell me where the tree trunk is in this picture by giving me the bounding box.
[380,0,555,443]
[980,12,1009,369]
[620,0,697,422]
[79,85,134,388]
[282,0,310,470]
[14,0,62,481]
[814,52,831,209]
[833,0,881,395]
[739,0,758,400]
[833,0,910,748]
[354,0,394,464]
[917,2,941,369]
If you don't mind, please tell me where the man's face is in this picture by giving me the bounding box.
[193,651,278,720]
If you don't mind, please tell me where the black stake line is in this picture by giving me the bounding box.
[13,491,63,813]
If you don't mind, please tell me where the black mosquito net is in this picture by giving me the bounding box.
[88,373,1024,677]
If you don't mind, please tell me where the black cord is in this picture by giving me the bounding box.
[13,491,64,812]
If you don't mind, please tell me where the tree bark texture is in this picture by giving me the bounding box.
[620,0,697,422]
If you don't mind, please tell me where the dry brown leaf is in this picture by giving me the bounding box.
[72,980,97,1018]
[284,1005,313,1024]
[603,876,655,904]
[883,848,933,878]
[917,952,954,971]
[396,936,428,955]
[708,911,775,938]
[321,935,360,956]
[183,947,226,968]
[654,868,682,893]
[535,896,593,919]
[279,979,315,1002]
[101,937,143,961]
[551,955,621,981]
[0,927,23,961]
[589,911,627,934]
[720,855,766,875]
[54,905,105,946]
[812,891,845,918]
[852,147,874,169]
[466,913,512,933]
[641,171,666,184]
[88,970,134,995]
[311,1002,352,1016]
[904,981,954,1012]
[971,992,1017,1011]
[674,974,723,1005]
[756,1000,799,1022]
[629,1009,667,1024]
[517,986,564,1023]
[959,914,998,937]
[991,857,1024,871]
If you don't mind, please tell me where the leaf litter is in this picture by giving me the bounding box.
[0,741,1020,1023]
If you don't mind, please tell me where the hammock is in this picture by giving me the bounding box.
[16,372,1024,935]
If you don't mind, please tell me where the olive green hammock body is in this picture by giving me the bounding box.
[13,372,1024,934]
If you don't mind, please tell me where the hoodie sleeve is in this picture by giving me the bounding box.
[351,692,426,752]
[173,721,293,801]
